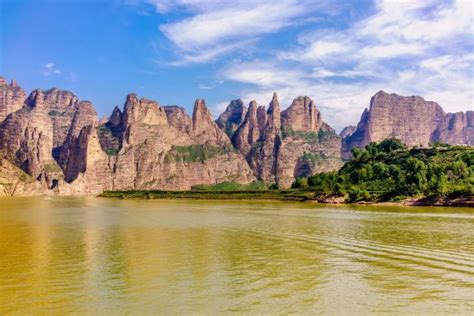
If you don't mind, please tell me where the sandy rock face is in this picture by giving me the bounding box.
[230,94,342,187]
[26,88,79,151]
[0,101,58,182]
[2,76,470,195]
[109,95,255,191]
[251,92,282,183]
[277,96,342,188]
[434,111,474,145]
[0,158,49,196]
[164,106,192,134]
[281,96,322,132]
[341,91,473,158]
[0,77,26,123]
[232,101,262,157]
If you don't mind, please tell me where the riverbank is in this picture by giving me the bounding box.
[99,190,473,207]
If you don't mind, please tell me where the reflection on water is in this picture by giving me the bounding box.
[0,197,473,314]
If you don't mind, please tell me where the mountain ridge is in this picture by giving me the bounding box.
[0,76,472,196]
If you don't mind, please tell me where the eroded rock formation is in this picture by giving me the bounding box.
[342,91,473,158]
[230,93,342,187]
[216,99,247,137]
[0,77,26,122]
[1,77,471,196]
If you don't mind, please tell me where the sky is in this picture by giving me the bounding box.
[1,0,473,131]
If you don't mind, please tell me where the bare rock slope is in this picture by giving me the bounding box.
[228,93,342,188]
[2,77,470,195]
[342,91,473,157]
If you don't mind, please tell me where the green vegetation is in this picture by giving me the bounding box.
[293,139,473,203]
[43,162,62,173]
[48,110,73,117]
[96,124,121,156]
[99,188,314,201]
[104,148,119,156]
[164,144,230,163]
[281,128,331,143]
[301,152,326,165]
[192,180,268,191]
[100,139,473,206]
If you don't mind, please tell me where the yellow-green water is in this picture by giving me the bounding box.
[0,197,473,314]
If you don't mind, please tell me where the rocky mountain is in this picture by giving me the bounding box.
[342,91,473,158]
[228,94,342,188]
[0,78,26,123]
[1,76,471,196]
[0,77,255,195]
[216,99,247,137]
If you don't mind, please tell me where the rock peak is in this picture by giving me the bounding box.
[249,100,257,110]
[126,93,138,104]
[281,96,321,132]
[216,99,247,137]
[266,93,281,130]
[272,92,278,102]
[192,98,210,127]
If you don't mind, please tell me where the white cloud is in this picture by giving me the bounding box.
[360,43,424,59]
[167,38,256,66]
[42,62,62,76]
[139,0,473,130]
[222,62,308,88]
[220,0,474,130]
[199,80,222,90]
[154,0,336,65]
[209,101,231,119]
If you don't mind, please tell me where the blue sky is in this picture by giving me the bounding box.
[1,0,473,130]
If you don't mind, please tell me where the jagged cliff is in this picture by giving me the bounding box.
[342,91,473,158]
[227,94,342,188]
[0,76,471,196]
[0,77,254,195]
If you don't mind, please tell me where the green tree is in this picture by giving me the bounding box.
[406,157,428,194]
[292,177,308,188]
[450,160,469,179]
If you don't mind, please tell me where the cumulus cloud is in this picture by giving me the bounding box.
[42,62,61,76]
[153,0,338,65]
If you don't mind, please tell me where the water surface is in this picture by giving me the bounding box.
[0,197,473,314]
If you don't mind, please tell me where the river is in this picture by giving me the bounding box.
[0,197,473,314]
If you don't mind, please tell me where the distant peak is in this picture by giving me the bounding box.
[272,92,278,101]
[126,93,138,102]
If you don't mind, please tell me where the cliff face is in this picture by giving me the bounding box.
[229,93,342,187]
[342,91,473,158]
[434,111,474,145]
[2,76,469,195]
[0,95,59,186]
[278,97,342,188]
[0,77,26,123]
[0,79,256,195]
[216,99,247,137]
[109,95,254,191]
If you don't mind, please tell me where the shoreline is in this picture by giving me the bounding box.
[98,190,474,208]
